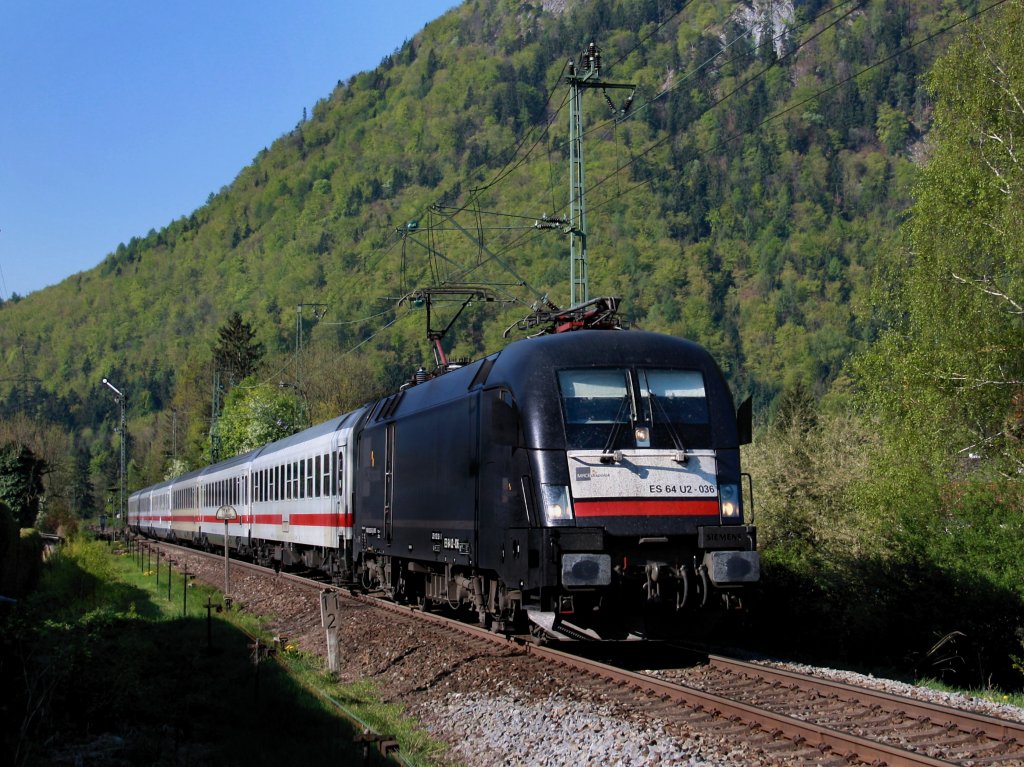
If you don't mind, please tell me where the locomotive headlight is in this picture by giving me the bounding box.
[541,484,574,524]
[719,483,741,519]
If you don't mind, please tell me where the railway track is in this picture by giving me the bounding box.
[144,539,1024,766]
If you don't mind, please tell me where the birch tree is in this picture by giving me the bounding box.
[863,1,1024,475]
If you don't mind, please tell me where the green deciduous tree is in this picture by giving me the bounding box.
[217,381,308,457]
[860,1,1024,475]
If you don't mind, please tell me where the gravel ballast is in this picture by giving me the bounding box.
[167,546,1024,766]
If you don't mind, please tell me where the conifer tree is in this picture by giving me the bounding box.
[0,443,47,528]
[212,312,265,389]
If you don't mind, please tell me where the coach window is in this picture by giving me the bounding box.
[314,455,321,497]
[306,457,314,498]
[299,460,306,499]
[294,461,300,499]
[337,451,344,494]
[323,453,331,496]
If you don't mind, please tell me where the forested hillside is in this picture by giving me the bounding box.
[0,0,1002,492]
[3,0,1023,689]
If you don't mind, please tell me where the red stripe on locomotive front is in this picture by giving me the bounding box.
[574,499,719,517]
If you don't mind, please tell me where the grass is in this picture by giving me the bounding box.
[915,677,1024,709]
[2,537,453,767]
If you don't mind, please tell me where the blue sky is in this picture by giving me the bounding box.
[0,1,457,299]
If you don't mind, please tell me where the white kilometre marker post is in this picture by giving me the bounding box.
[215,505,237,602]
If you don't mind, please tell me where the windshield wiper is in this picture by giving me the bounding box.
[648,392,687,462]
[600,394,631,463]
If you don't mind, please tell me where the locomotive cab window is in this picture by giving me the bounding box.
[558,368,711,450]
[558,369,632,424]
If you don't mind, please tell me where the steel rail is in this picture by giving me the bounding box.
[710,655,1024,744]
[146,539,1010,766]
[521,643,956,767]
[338,590,960,766]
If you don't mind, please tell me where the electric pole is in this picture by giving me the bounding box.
[565,42,635,306]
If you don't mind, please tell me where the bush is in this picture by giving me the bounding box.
[0,502,17,599]
[13,530,43,599]
[744,410,1024,690]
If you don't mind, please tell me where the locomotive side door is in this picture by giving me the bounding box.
[383,421,395,544]
[354,414,388,555]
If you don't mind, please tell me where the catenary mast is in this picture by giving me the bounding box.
[565,42,634,306]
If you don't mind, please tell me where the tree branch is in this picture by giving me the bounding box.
[949,271,1024,314]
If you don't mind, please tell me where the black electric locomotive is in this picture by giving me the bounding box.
[131,323,758,639]
[354,326,757,637]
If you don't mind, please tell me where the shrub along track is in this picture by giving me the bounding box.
[143,539,1024,767]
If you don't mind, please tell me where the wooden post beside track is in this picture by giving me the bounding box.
[320,589,341,673]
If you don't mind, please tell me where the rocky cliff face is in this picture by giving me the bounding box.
[733,0,795,57]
